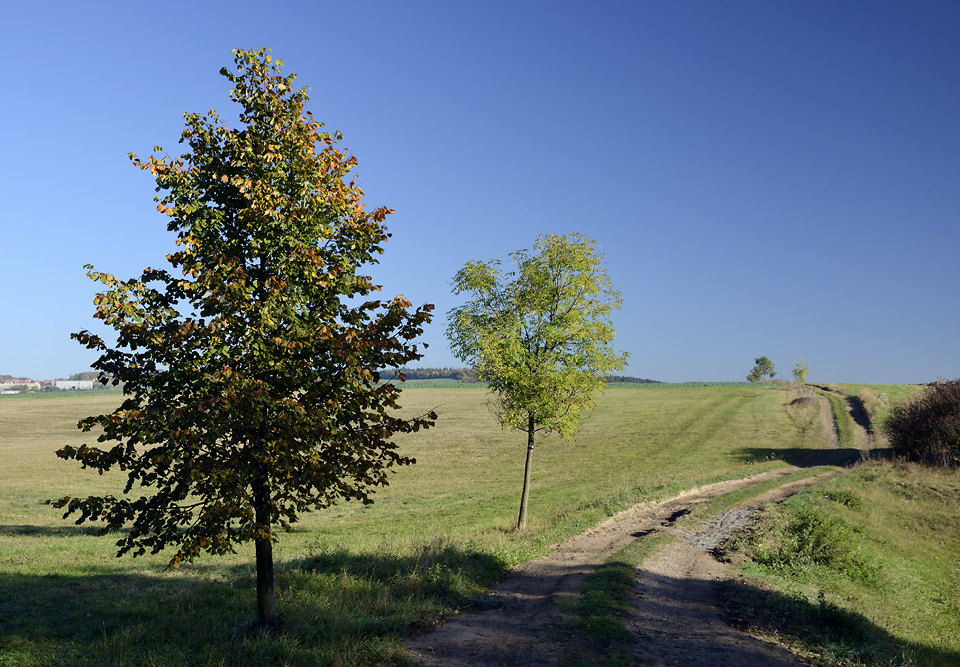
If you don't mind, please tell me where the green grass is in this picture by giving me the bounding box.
[0,384,887,665]
[721,461,960,666]
[325,384,819,562]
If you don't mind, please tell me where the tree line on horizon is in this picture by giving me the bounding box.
[388,367,661,385]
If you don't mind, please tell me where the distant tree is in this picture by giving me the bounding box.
[747,356,776,383]
[446,233,629,531]
[53,48,434,624]
[792,358,810,384]
[391,367,477,383]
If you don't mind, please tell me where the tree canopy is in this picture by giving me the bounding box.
[446,233,628,530]
[747,356,776,383]
[53,48,434,622]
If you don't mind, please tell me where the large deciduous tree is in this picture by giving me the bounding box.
[53,48,434,623]
[446,233,629,531]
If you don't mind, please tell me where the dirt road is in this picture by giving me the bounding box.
[405,442,857,666]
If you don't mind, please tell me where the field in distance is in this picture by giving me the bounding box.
[0,383,946,666]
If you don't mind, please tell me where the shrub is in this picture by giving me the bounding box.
[824,489,863,509]
[750,506,878,584]
[883,379,960,467]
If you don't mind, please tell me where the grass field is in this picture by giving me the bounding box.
[0,383,946,666]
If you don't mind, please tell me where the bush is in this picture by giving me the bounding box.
[750,505,879,585]
[883,379,960,467]
[823,489,863,509]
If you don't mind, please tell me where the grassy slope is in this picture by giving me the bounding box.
[721,382,960,667]
[0,384,815,666]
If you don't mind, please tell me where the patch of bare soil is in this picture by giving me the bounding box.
[405,450,852,666]
[817,394,839,448]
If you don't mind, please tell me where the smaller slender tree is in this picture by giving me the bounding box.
[747,356,776,383]
[792,358,810,384]
[446,233,629,531]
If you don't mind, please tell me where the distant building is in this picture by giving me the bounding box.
[0,380,41,393]
[55,380,94,390]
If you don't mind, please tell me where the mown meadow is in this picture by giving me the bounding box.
[0,382,955,666]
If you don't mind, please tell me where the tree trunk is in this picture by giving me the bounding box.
[516,414,535,532]
[253,470,275,621]
[255,533,275,621]
[252,268,275,622]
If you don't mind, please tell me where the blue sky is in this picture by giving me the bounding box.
[2,1,957,384]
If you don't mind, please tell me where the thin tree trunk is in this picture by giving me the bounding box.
[516,414,535,532]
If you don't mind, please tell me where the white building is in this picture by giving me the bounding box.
[55,380,94,390]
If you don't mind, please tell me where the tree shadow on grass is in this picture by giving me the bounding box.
[733,447,864,468]
[622,564,960,667]
[0,568,235,666]
[716,576,960,667]
[843,394,873,433]
[0,523,104,537]
[0,539,506,666]
[280,539,509,635]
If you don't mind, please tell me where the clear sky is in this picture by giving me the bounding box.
[2,1,957,384]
